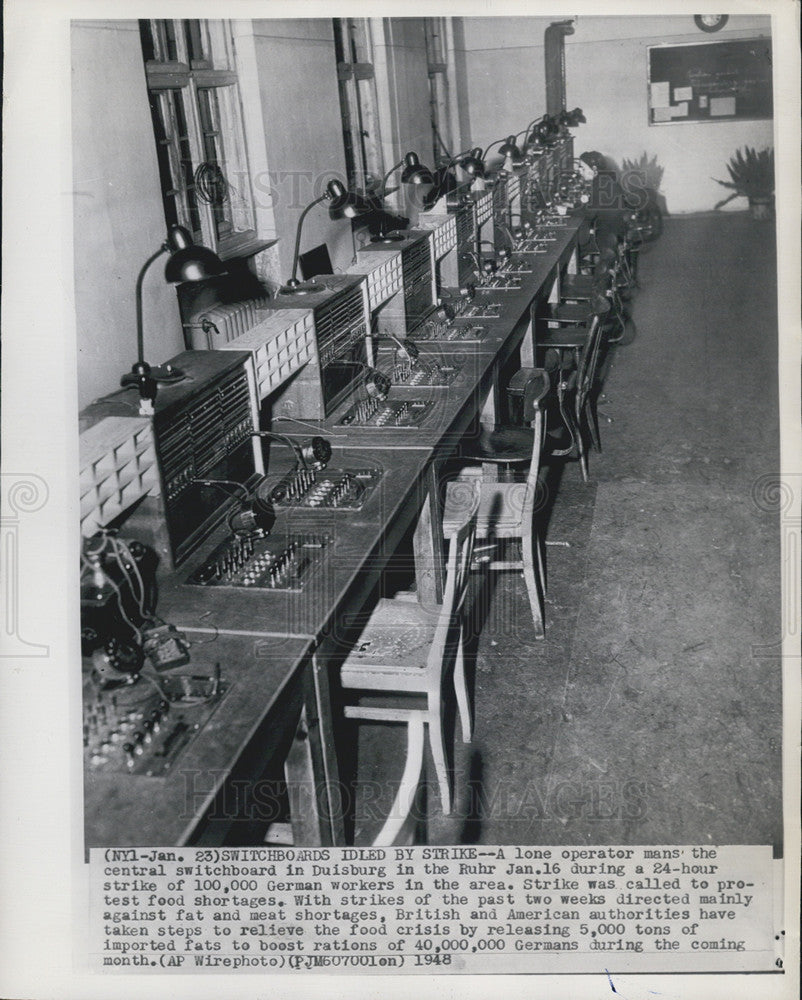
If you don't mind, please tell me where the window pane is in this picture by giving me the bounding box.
[171,91,202,239]
[184,20,207,64]
[147,93,179,230]
[141,19,253,250]
[163,20,179,62]
[196,88,232,239]
[139,21,156,63]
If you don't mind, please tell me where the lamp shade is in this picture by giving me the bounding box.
[459,148,485,178]
[163,225,225,283]
[400,152,434,185]
[533,116,561,146]
[498,135,523,160]
[560,107,586,127]
[325,179,373,219]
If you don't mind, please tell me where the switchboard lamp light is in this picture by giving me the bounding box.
[371,151,434,242]
[281,179,372,295]
[121,225,225,401]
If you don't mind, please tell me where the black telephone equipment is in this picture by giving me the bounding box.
[80,533,189,685]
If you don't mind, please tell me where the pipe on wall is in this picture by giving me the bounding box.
[544,19,575,116]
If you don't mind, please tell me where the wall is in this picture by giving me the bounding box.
[249,19,352,280]
[565,16,773,214]
[72,17,441,412]
[72,21,184,409]
[453,14,773,214]
[451,17,553,159]
[371,18,432,216]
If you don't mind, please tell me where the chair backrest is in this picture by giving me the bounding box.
[576,297,611,402]
[428,480,480,674]
[505,368,550,534]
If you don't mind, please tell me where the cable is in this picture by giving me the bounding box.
[432,123,452,160]
[193,478,252,502]
[252,430,306,469]
[194,162,228,206]
[107,536,148,618]
[272,415,347,438]
[81,553,145,643]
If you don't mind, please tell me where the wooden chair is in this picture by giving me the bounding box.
[446,368,552,638]
[537,294,612,481]
[262,706,427,848]
[339,480,481,820]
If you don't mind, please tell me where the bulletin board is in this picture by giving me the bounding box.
[647,38,773,125]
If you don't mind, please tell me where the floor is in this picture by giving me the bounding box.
[353,212,782,851]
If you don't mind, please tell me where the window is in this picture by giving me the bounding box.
[139,19,256,257]
[332,18,383,194]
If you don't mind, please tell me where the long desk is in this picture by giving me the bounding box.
[83,215,582,848]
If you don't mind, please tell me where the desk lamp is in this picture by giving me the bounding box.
[281,179,372,295]
[531,115,561,147]
[422,147,486,208]
[559,107,586,129]
[370,152,434,242]
[483,134,526,173]
[121,225,224,400]
[522,116,546,151]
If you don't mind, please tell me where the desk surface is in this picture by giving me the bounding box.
[157,446,434,641]
[84,632,313,848]
[278,219,582,451]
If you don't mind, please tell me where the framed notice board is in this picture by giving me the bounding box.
[647,38,773,125]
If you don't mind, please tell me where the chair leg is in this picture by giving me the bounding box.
[453,630,472,744]
[537,528,548,594]
[427,693,452,815]
[552,375,581,460]
[586,394,602,453]
[574,382,590,482]
[372,716,425,848]
[521,530,546,638]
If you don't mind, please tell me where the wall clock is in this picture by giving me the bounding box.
[694,15,729,32]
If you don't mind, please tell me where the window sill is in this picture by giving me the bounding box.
[218,235,277,262]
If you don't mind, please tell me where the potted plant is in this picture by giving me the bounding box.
[713,146,775,219]
[619,152,665,240]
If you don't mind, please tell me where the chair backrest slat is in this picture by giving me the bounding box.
[428,481,480,676]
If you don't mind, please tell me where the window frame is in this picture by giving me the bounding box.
[140,18,257,259]
[333,17,384,196]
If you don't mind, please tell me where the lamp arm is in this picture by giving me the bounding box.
[379,159,405,200]
[523,116,545,147]
[289,193,327,285]
[444,146,477,172]
[135,245,168,366]
[481,138,504,160]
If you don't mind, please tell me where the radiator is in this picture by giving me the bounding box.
[185,297,272,349]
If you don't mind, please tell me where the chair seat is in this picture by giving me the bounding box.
[546,301,592,323]
[443,481,532,536]
[561,273,596,293]
[537,324,590,350]
[340,597,439,691]
[461,424,535,464]
[474,483,529,536]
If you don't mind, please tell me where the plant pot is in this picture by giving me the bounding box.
[749,196,774,221]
